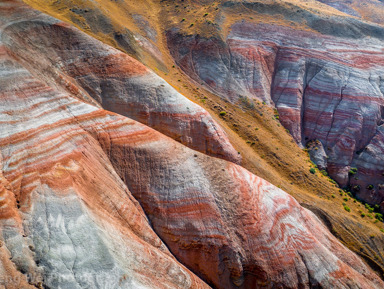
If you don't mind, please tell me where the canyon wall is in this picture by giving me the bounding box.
[167,1,384,208]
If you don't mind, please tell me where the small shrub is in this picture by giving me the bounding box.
[352,185,361,192]
[331,194,336,198]
[344,205,351,212]
[367,184,374,190]
[309,168,316,174]
[349,167,358,175]
[361,213,366,218]
[343,197,349,202]
[375,213,383,222]
[219,111,227,116]
[365,204,374,213]
[239,95,255,109]
[320,170,328,176]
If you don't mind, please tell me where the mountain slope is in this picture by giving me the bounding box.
[0,29,209,289]
[165,1,384,206]
[2,8,240,165]
[0,0,383,287]
[1,7,383,287]
[21,0,384,278]
[317,0,384,24]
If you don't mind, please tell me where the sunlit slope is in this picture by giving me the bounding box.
[317,0,384,25]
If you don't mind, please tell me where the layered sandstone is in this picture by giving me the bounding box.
[0,18,210,288]
[317,0,384,25]
[1,1,384,288]
[166,1,384,208]
[1,1,240,164]
[1,36,383,289]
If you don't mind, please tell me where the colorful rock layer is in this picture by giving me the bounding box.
[2,0,240,165]
[0,0,383,288]
[167,1,384,208]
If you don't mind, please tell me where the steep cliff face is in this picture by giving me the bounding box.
[166,1,384,208]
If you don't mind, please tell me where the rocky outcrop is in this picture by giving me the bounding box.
[166,2,384,208]
[1,2,240,165]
